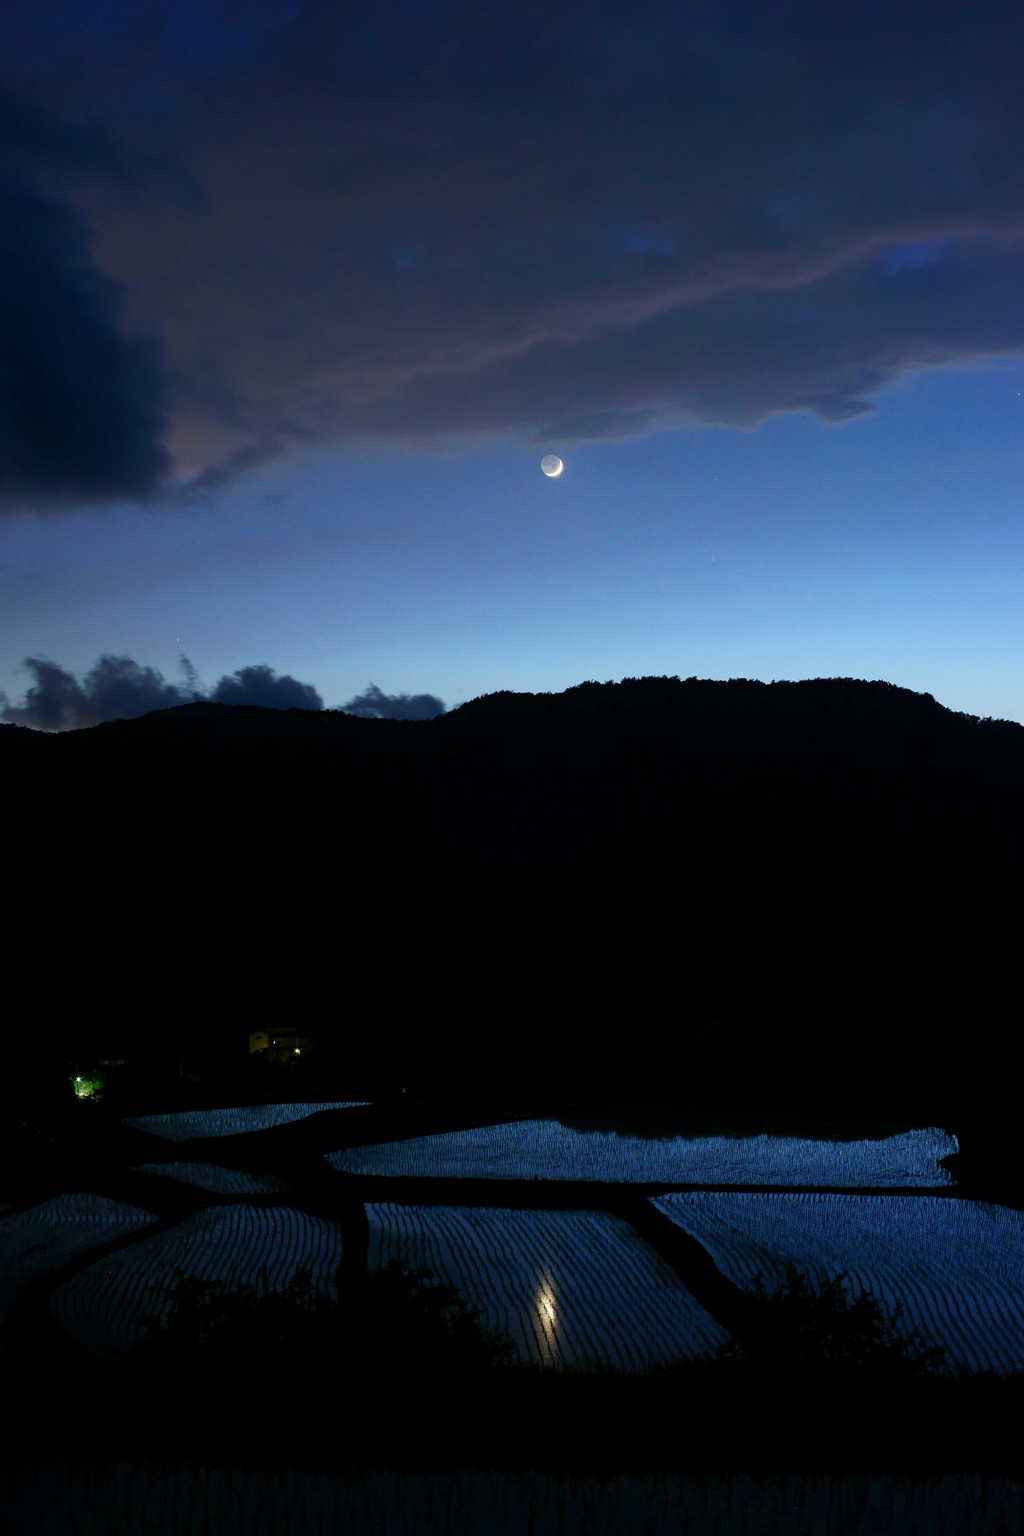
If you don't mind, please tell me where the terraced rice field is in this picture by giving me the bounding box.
[1,1195,155,1325]
[366,1202,729,1370]
[132,1162,293,1194]
[328,1121,957,1185]
[124,1101,369,1141]
[652,1192,1024,1375]
[50,1204,344,1354]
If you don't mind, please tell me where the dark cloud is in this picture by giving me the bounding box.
[0,94,173,516]
[4,2,1024,502]
[530,409,657,442]
[209,665,323,712]
[1,655,324,729]
[336,683,446,721]
[0,89,135,184]
[169,435,305,504]
[0,655,197,731]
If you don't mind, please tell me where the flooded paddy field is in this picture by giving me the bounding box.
[5,1097,1022,1505]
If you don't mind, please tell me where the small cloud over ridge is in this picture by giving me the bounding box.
[335,682,446,721]
[210,664,322,712]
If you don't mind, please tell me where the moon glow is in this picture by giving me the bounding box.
[540,454,564,478]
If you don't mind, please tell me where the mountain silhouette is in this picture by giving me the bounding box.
[6,675,1019,1116]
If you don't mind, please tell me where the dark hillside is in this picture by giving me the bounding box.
[6,676,1020,1116]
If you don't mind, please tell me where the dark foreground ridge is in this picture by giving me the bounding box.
[7,674,1020,1121]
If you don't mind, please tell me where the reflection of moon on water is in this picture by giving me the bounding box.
[540,454,564,478]
[534,1268,560,1365]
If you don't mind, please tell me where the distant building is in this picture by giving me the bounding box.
[248,1029,314,1063]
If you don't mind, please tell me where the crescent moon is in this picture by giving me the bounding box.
[540,454,564,478]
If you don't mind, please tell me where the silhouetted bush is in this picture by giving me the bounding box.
[127,1260,515,1391]
[717,1262,948,1377]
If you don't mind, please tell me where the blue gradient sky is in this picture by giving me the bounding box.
[5,355,1022,721]
[2,2,1023,726]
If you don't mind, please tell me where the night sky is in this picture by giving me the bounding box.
[2,1,1023,729]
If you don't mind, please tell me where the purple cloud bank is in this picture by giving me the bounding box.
[1,1,1022,512]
